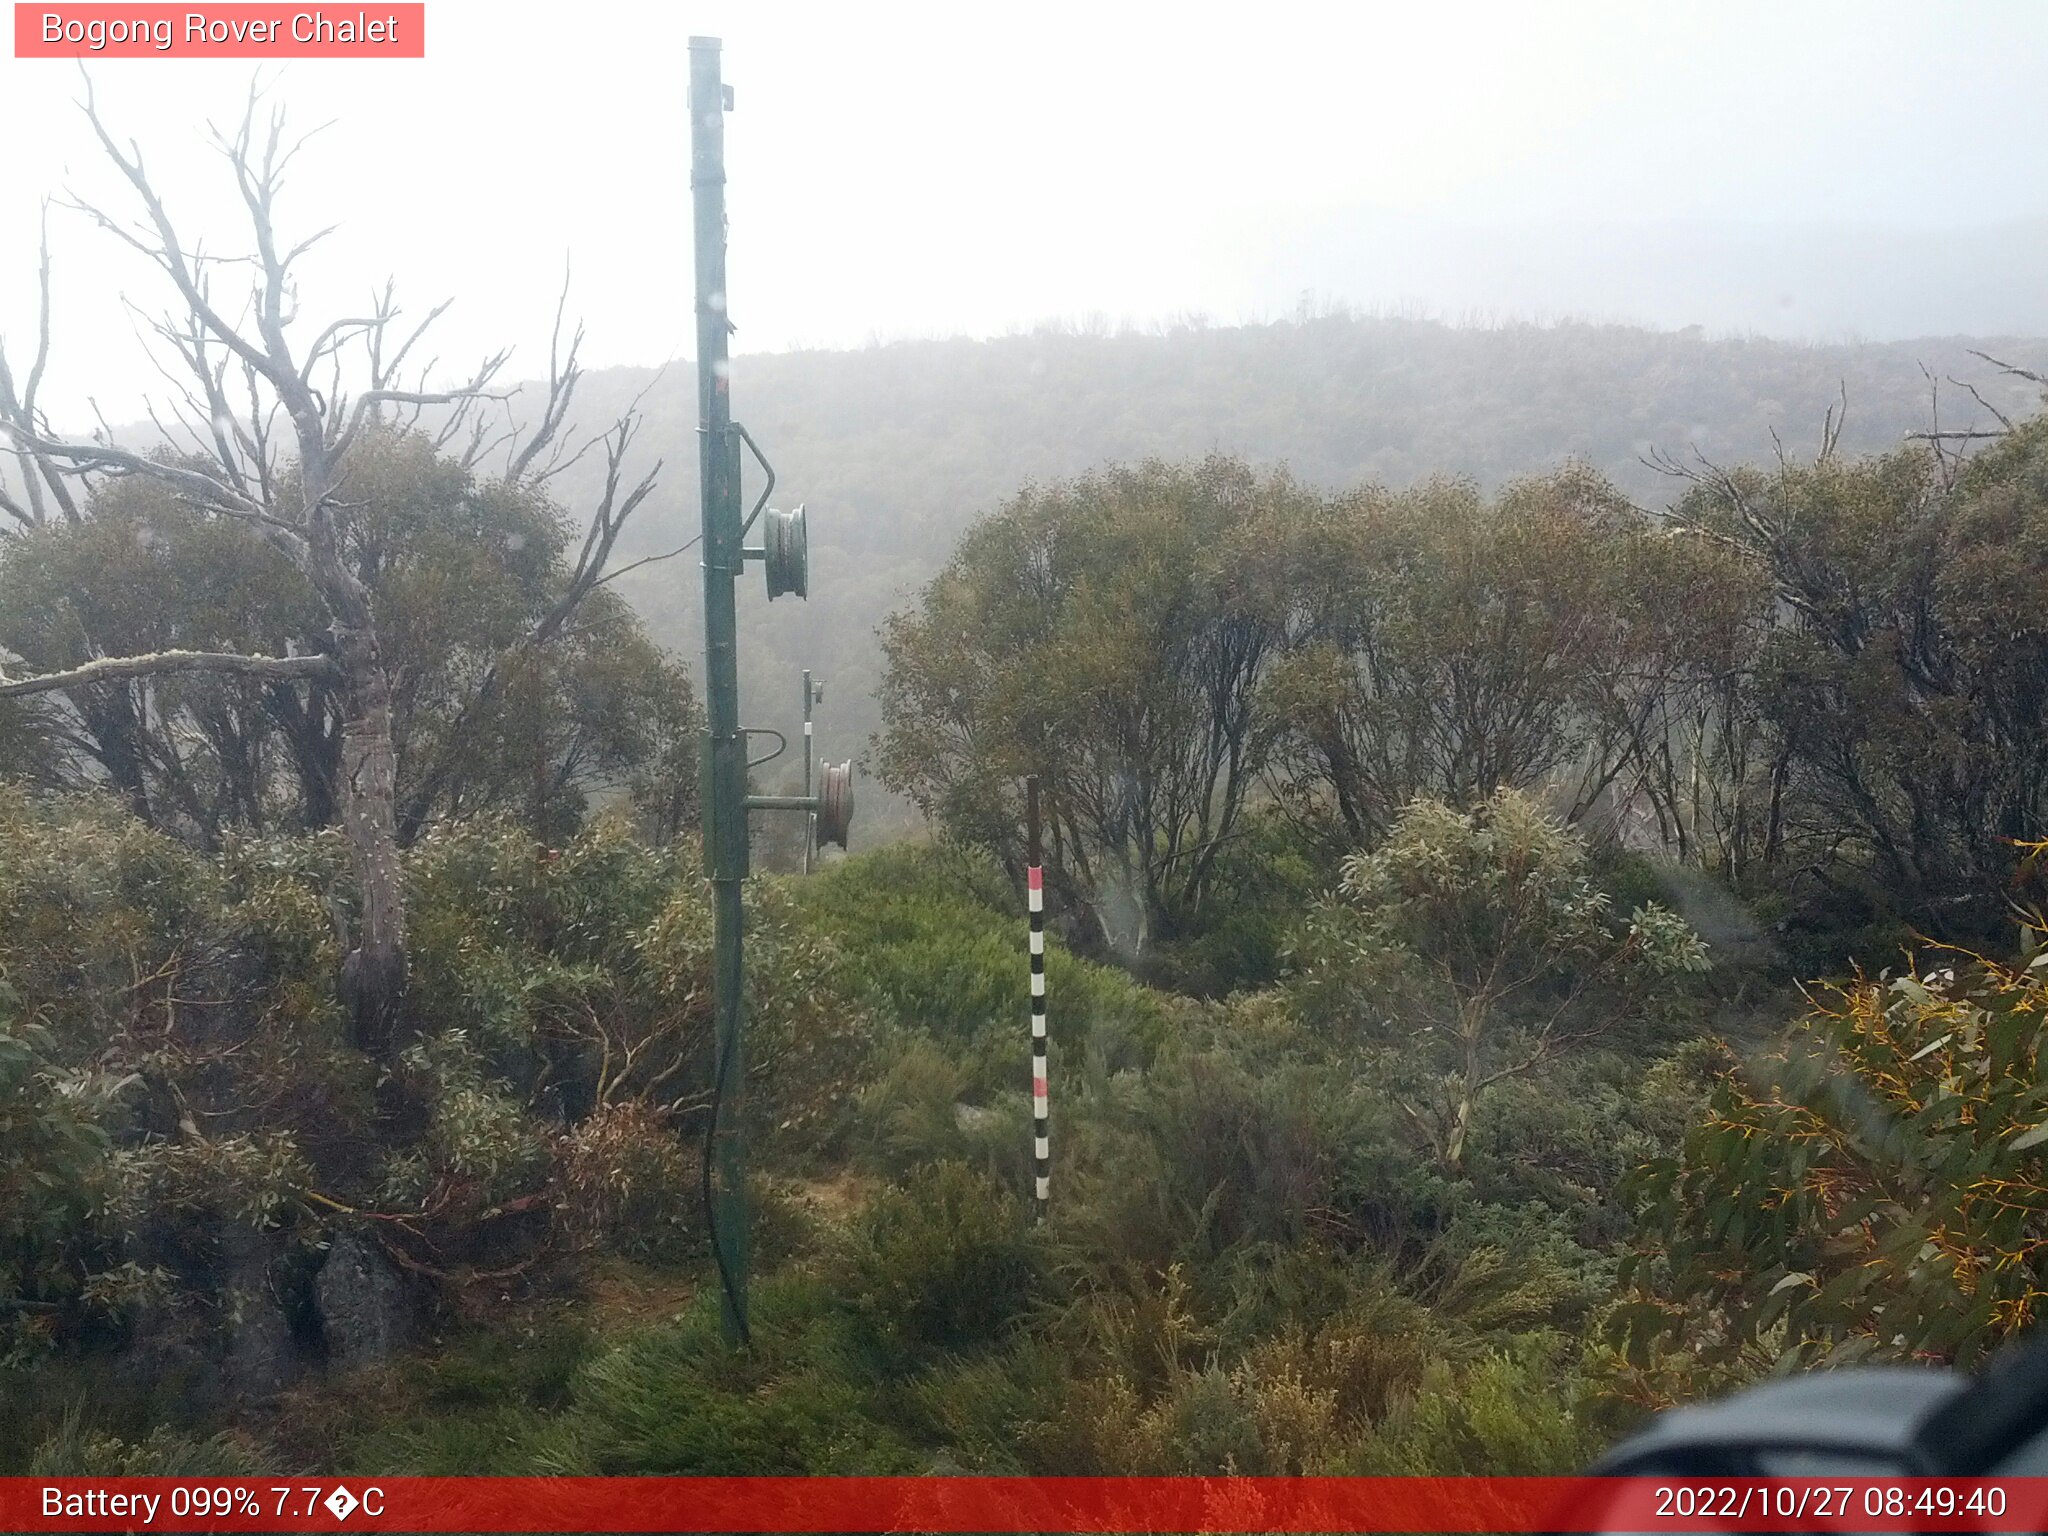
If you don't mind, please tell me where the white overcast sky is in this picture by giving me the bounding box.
[3,0,2047,421]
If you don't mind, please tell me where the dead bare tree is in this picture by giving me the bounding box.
[1902,350,2046,489]
[0,84,660,1057]
[0,204,82,530]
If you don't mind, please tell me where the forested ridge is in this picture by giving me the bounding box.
[8,98,2048,1478]
[555,315,2048,830]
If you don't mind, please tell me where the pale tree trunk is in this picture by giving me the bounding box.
[333,623,408,1053]
[1442,1000,1487,1173]
[1444,1079,1477,1174]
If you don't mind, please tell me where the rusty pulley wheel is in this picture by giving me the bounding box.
[816,760,853,849]
[764,504,808,600]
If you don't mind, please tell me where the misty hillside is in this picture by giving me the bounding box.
[1254,215,2048,341]
[539,312,2048,835]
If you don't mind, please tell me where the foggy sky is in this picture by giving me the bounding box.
[3,0,2046,423]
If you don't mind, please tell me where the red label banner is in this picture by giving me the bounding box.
[4,1476,2048,1532]
[14,4,424,57]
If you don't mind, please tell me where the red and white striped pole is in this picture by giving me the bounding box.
[1027,776,1049,1216]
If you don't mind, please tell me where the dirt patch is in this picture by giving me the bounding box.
[788,1169,872,1222]
[579,1256,698,1331]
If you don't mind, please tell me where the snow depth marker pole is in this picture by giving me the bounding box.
[1027,776,1049,1216]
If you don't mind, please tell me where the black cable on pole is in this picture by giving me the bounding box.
[699,1024,751,1347]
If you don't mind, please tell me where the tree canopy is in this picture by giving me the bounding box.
[0,429,697,847]
[875,456,1311,955]
[1293,789,1708,1170]
[878,414,2048,967]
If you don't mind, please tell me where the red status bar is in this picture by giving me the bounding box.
[6,1475,2048,1532]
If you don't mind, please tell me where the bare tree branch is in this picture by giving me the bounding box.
[372,294,451,392]
[1917,364,1960,491]
[593,533,704,589]
[299,312,383,384]
[72,76,285,391]
[506,262,583,483]
[0,649,337,699]
[1951,375,2016,434]
[334,360,511,464]
[0,202,81,526]
[1972,350,2048,390]
[1820,379,1847,462]
[0,478,35,530]
[0,418,311,557]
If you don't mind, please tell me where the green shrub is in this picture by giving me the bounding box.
[542,1275,923,1474]
[113,1132,312,1231]
[1129,1049,1344,1252]
[1290,789,1707,1175]
[26,1410,265,1476]
[556,1101,700,1262]
[339,1400,564,1476]
[1349,1340,1604,1474]
[0,981,119,1356]
[854,1036,976,1177]
[1036,1260,1215,1401]
[1012,1367,1145,1473]
[332,1319,594,1474]
[895,1337,1067,1471]
[798,843,1164,1095]
[0,794,880,1360]
[1142,810,1329,997]
[1134,1365,1273,1472]
[840,1161,1041,1356]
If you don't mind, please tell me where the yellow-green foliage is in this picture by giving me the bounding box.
[26,1408,264,1476]
[1350,1342,1606,1474]
[1623,914,2048,1370]
[554,1101,700,1261]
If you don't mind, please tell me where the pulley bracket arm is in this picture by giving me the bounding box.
[734,423,776,538]
[742,727,788,771]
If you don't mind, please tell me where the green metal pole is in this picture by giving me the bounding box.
[690,34,750,1347]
